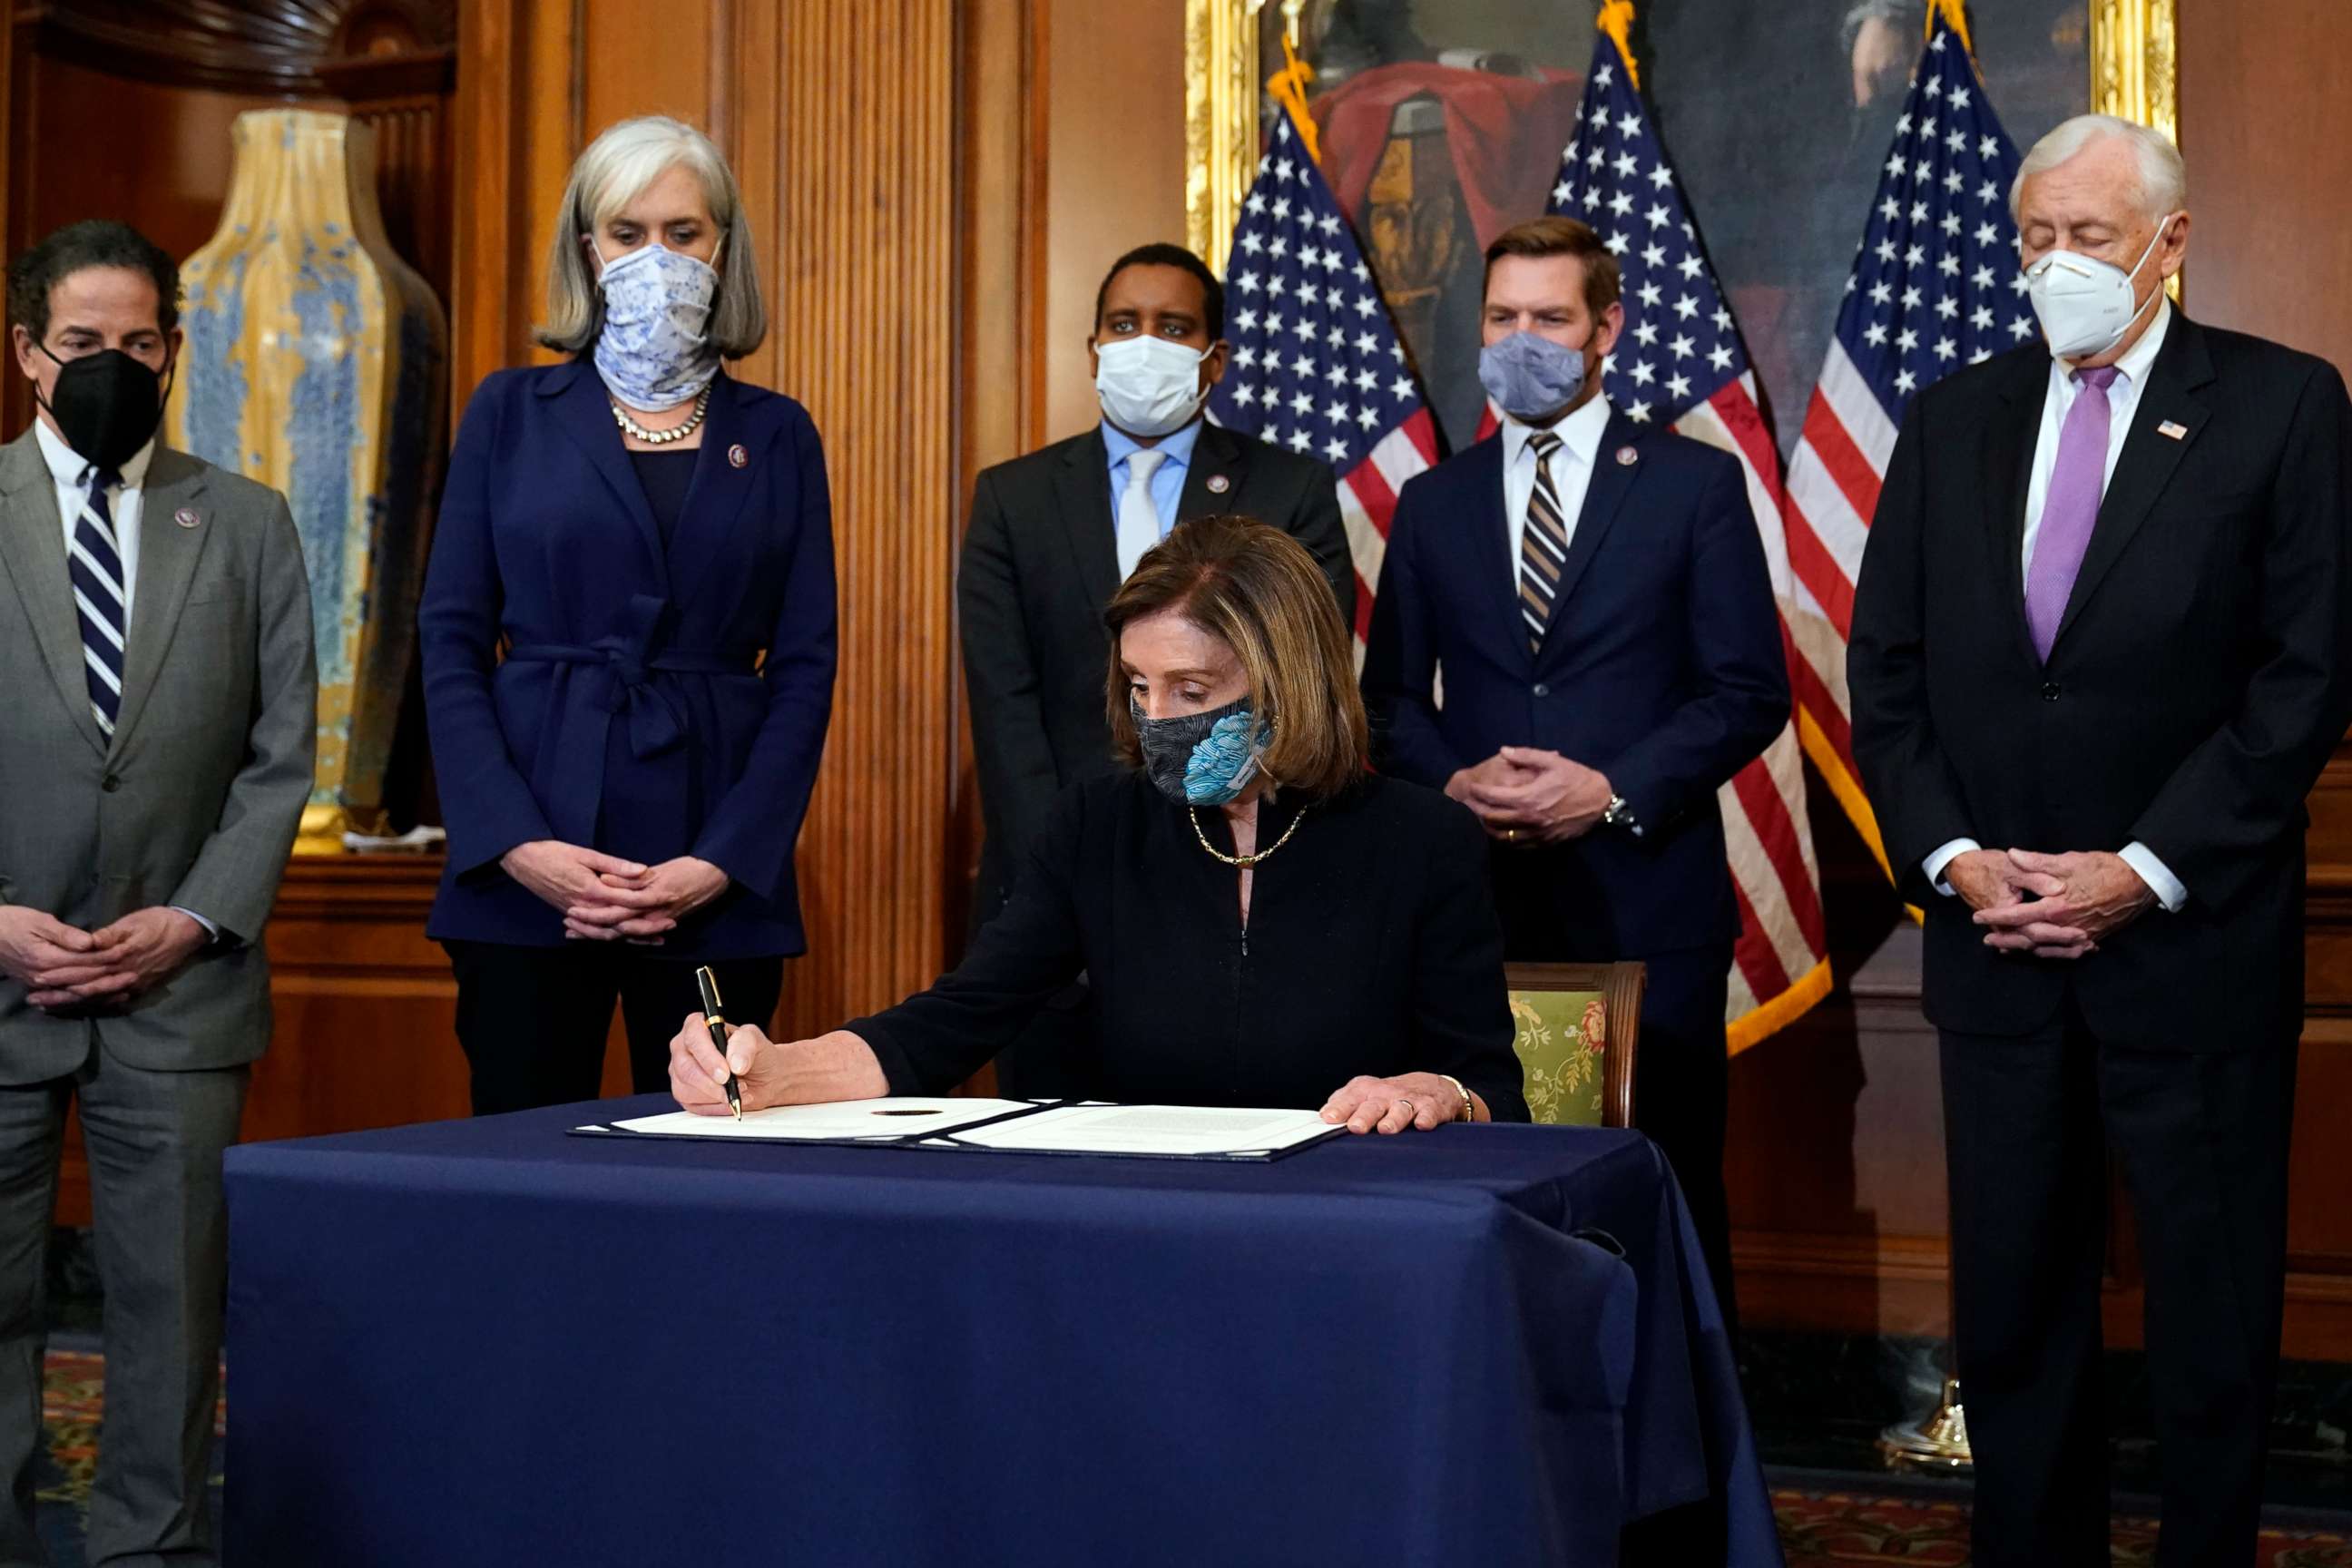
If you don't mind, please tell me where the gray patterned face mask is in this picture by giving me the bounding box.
[591,240,720,411]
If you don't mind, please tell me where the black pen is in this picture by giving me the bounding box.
[695,965,742,1120]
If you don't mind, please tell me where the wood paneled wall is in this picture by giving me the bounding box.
[2177,0,2352,375]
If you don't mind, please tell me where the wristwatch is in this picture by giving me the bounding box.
[1602,794,1643,838]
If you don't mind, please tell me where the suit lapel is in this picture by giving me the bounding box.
[1981,351,2046,671]
[665,373,760,614]
[542,359,668,587]
[108,447,214,754]
[1536,411,1643,664]
[1460,438,1525,669]
[0,433,106,756]
[1174,422,1249,522]
[2050,314,2214,652]
[1053,427,1120,613]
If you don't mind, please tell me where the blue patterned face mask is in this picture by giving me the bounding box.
[591,239,721,411]
[1131,695,1268,806]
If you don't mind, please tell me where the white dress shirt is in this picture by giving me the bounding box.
[36,416,155,620]
[35,417,218,941]
[1501,393,1612,583]
[1923,299,2186,913]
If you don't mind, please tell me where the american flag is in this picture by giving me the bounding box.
[1208,108,1441,650]
[1549,13,1830,1049]
[1781,10,2026,872]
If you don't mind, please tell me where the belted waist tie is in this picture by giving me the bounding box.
[505,595,760,846]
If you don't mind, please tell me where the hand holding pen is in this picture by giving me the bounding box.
[694,965,742,1120]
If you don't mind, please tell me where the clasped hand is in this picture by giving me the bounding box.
[0,905,208,1009]
[1446,747,1612,845]
[500,840,730,944]
[1945,848,2155,961]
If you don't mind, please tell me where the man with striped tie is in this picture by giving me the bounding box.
[0,220,314,1564]
[1364,217,1788,1334]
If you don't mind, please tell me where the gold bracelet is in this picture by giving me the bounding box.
[1438,1073,1475,1122]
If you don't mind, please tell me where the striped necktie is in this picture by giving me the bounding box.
[1518,429,1571,653]
[69,465,128,738]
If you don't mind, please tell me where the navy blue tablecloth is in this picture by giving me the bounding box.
[224,1099,1781,1567]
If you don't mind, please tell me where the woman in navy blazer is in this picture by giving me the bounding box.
[420,116,837,1112]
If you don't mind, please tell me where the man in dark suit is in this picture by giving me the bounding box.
[1848,117,2352,1567]
[1363,217,1788,1326]
[0,221,316,1563]
[958,243,1351,1093]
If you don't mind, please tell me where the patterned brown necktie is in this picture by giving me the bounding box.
[1518,430,1570,653]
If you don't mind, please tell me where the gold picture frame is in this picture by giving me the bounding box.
[1183,0,2182,274]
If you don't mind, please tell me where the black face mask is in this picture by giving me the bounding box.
[36,346,170,472]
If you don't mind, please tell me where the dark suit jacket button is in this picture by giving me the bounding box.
[1533,682,1551,698]
[2040,681,2060,701]
[102,774,122,792]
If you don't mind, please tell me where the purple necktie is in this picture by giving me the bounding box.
[2023,365,2121,661]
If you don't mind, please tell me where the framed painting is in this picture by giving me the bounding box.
[1187,0,2179,453]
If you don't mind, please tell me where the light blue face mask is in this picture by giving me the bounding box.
[1476,329,1591,423]
[1131,696,1268,806]
[591,239,721,411]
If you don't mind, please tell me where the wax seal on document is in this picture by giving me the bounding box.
[173,508,201,528]
[1614,446,1638,467]
[728,443,750,468]
[1206,474,1231,495]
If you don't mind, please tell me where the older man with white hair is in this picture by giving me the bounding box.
[1849,113,2352,1565]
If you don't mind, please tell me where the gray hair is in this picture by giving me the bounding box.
[2009,113,2187,225]
[535,115,767,358]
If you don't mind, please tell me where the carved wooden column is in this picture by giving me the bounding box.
[727,0,962,1032]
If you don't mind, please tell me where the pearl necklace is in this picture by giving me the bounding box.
[1190,802,1306,867]
[610,386,711,446]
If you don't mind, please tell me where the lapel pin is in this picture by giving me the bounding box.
[1614,446,1639,467]
[727,444,749,469]
[1206,474,1231,495]
[173,508,201,528]
[2157,420,2188,441]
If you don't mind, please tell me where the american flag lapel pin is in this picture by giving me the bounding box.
[2157,419,2189,441]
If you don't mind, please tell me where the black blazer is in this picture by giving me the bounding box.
[847,771,1529,1121]
[1361,416,1788,956]
[1847,313,2352,1046]
[957,422,1353,915]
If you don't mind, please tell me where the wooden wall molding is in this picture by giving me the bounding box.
[25,0,456,98]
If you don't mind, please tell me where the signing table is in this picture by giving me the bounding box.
[224,1099,1780,1567]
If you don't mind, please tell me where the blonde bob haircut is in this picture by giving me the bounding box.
[534,115,767,358]
[1103,514,1369,800]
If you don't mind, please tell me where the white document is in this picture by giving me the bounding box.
[940,1103,1339,1157]
[601,1097,1033,1141]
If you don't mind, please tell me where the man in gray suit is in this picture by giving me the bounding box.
[0,220,314,1565]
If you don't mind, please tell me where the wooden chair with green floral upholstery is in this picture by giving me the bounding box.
[1504,962,1643,1129]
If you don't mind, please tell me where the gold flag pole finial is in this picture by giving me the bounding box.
[1266,35,1321,165]
[1596,0,1641,90]
[1926,0,1976,55]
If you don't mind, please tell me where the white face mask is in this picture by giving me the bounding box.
[2023,213,2178,361]
[591,239,722,411]
[1093,337,1210,438]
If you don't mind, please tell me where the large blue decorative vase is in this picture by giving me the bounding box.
[164,108,448,853]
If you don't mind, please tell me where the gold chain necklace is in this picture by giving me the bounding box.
[1190,802,1306,867]
[610,386,711,446]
